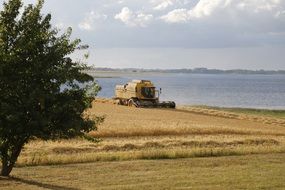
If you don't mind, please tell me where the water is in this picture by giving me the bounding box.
[93,72,285,109]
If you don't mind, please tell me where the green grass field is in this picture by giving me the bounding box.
[196,106,285,119]
[1,153,285,190]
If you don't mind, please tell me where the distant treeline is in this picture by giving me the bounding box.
[92,67,285,75]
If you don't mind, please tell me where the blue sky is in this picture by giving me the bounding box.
[1,0,285,69]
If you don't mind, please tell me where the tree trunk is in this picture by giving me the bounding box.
[1,144,24,176]
[1,159,13,176]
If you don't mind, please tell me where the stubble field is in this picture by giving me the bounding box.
[2,100,285,189]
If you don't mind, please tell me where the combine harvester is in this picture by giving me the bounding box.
[114,80,176,108]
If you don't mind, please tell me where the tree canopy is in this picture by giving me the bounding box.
[0,0,101,176]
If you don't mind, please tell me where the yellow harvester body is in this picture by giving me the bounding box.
[114,80,175,108]
[115,80,157,101]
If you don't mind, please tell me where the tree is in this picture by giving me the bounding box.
[0,0,101,176]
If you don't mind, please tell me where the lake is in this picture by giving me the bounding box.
[92,72,285,109]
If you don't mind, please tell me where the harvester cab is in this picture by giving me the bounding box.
[114,80,175,108]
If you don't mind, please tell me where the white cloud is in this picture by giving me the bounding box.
[160,0,229,23]
[160,0,285,23]
[191,0,285,18]
[115,7,132,24]
[188,0,228,18]
[78,11,108,31]
[8,0,284,51]
[153,0,174,10]
[160,9,188,23]
[151,0,191,11]
[236,0,282,12]
[136,13,154,26]
[114,7,153,27]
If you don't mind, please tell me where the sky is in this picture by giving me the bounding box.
[1,0,285,70]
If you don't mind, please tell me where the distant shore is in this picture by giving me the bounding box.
[87,67,285,75]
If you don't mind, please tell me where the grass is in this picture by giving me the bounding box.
[214,107,285,119]
[2,153,285,190]
[192,105,285,119]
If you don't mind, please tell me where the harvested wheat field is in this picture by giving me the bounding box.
[16,100,285,166]
[3,100,285,189]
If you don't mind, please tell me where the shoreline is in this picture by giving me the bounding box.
[87,68,285,76]
[95,97,285,112]
[86,70,285,79]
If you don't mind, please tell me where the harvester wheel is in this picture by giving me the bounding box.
[128,99,138,107]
